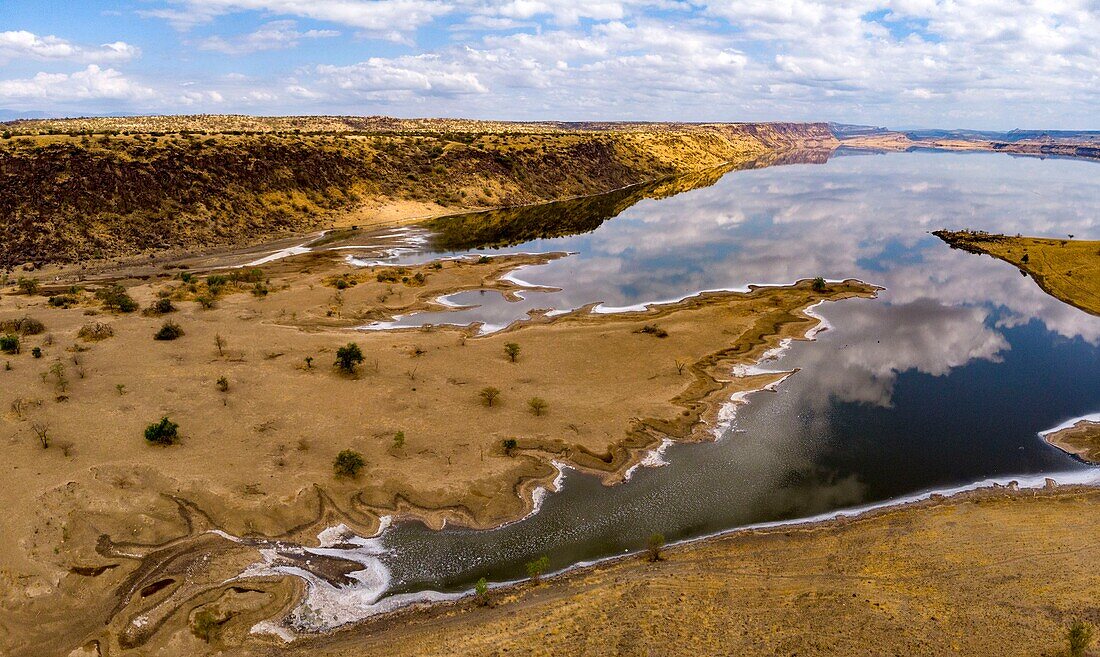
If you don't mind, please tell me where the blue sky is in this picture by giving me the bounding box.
[1,1,1097,129]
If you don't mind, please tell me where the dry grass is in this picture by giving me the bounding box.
[934,231,1100,315]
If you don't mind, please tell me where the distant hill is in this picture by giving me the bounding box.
[0,109,51,122]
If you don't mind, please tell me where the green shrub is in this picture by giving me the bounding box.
[144,417,179,445]
[0,334,19,354]
[812,277,827,292]
[16,277,39,295]
[1069,621,1095,657]
[335,342,364,373]
[527,397,548,416]
[31,347,42,358]
[475,577,490,606]
[525,555,550,583]
[48,294,77,308]
[195,294,215,309]
[646,533,666,562]
[504,342,520,363]
[502,438,518,455]
[479,386,501,407]
[96,284,138,312]
[152,298,175,314]
[154,321,184,340]
[333,449,365,477]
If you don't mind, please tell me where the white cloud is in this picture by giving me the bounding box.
[0,30,140,64]
[0,65,155,103]
[198,20,339,54]
[145,0,453,34]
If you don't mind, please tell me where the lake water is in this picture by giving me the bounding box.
[274,149,1100,627]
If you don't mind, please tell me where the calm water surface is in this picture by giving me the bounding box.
[307,150,1100,617]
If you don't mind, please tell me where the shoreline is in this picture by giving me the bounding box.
[267,470,1100,649]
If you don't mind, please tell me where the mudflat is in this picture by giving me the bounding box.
[0,248,873,656]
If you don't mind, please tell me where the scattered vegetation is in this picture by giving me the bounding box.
[812,276,827,292]
[504,342,521,363]
[525,555,550,583]
[77,322,113,341]
[190,607,221,643]
[0,334,19,354]
[154,321,184,340]
[335,342,364,373]
[149,297,176,314]
[31,422,49,449]
[214,333,226,356]
[475,577,490,606]
[1068,621,1095,657]
[638,324,668,338]
[95,284,138,312]
[17,277,39,295]
[393,431,405,449]
[144,417,179,445]
[333,449,365,477]
[528,397,548,416]
[0,316,45,335]
[646,533,666,562]
[479,386,501,407]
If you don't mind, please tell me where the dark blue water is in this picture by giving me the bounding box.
[334,150,1100,611]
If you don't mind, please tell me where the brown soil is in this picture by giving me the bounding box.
[934,231,1100,316]
[1045,421,1100,464]
[0,249,873,656]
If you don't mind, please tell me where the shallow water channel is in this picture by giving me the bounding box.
[262,149,1100,629]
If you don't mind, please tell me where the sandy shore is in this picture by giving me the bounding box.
[0,246,875,656]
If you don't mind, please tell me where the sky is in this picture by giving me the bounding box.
[0,0,1097,129]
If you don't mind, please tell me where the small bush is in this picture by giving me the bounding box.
[479,386,501,407]
[0,334,19,354]
[333,449,365,477]
[152,298,175,314]
[48,294,77,308]
[475,577,490,606]
[477,255,491,264]
[335,342,364,373]
[96,284,138,312]
[78,322,114,341]
[195,294,215,309]
[525,555,550,583]
[502,438,518,455]
[504,342,520,363]
[145,417,179,445]
[1069,621,1095,657]
[216,376,229,392]
[639,324,668,338]
[811,277,827,292]
[31,347,42,358]
[646,533,666,562]
[0,317,45,335]
[191,607,221,642]
[16,277,39,295]
[154,321,184,341]
[527,397,548,416]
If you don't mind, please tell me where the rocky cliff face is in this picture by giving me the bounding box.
[0,119,835,268]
